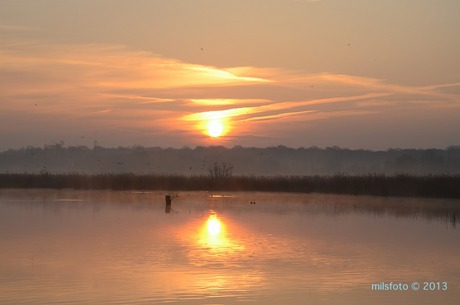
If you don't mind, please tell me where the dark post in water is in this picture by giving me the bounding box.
[165,195,172,214]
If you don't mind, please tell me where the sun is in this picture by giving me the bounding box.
[207,120,224,138]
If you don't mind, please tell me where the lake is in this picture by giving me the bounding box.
[0,189,459,304]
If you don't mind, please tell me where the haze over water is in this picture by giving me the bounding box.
[1,190,459,304]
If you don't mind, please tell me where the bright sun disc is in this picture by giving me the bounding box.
[207,120,224,138]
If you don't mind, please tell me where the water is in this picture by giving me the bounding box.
[0,189,459,304]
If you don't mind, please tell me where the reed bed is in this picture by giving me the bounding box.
[1,173,459,199]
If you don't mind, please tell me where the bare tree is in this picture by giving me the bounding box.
[208,162,234,179]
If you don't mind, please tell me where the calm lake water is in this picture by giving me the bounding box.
[0,189,459,305]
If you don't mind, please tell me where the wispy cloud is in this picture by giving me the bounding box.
[1,38,459,148]
[0,24,35,32]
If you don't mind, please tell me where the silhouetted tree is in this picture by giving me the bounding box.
[208,162,233,179]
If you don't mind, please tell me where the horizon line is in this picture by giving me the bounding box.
[2,143,460,153]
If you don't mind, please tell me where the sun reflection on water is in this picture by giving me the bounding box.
[196,212,244,254]
[207,213,222,236]
[170,211,266,299]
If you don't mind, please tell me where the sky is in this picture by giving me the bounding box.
[1,0,459,150]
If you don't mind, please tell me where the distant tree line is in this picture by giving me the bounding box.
[1,144,460,176]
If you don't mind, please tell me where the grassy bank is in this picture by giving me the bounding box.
[1,173,459,199]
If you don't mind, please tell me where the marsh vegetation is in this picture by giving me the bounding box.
[1,173,459,199]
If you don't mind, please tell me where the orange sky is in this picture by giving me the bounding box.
[1,0,459,150]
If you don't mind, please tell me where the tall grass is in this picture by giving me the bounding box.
[0,173,459,198]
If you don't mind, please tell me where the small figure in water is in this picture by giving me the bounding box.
[165,195,172,213]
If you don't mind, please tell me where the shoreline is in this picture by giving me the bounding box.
[1,173,459,199]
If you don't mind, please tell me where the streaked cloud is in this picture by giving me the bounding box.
[1,37,459,149]
[0,24,35,32]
